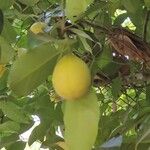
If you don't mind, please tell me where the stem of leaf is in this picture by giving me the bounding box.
[143,8,150,42]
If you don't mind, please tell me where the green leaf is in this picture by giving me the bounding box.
[135,127,150,150]
[41,132,62,148]
[66,0,94,21]
[8,42,59,96]
[113,13,129,26]
[28,94,56,145]
[121,0,136,14]
[0,100,29,123]
[71,28,93,41]
[0,68,9,90]
[64,90,99,150]
[27,33,44,49]
[37,0,51,10]
[6,141,26,150]
[0,0,14,10]
[111,76,122,100]
[0,121,20,133]
[18,0,39,6]
[82,1,107,18]
[121,0,142,14]
[79,36,92,53]
[1,19,17,43]
[97,45,112,69]
[34,95,55,122]
[108,0,122,15]
[27,32,52,49]
[28,124,48,146]
[0,36,14,64]
[0,134,19,148]
[144,0,150,8]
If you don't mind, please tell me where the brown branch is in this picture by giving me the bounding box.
[143,9,150,42]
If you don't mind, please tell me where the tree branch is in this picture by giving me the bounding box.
[80,20,109,33]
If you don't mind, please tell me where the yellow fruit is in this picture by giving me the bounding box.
[30,22,47,34]
[52,54,91,100]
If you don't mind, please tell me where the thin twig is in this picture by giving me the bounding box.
[143,9,150,42]
[81,20,109,33]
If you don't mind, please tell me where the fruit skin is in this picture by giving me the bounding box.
[52,53,91,100]
[30,22,47,34]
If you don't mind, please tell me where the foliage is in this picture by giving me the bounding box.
[0,0,150,150]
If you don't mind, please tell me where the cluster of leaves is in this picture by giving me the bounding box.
[0,0,150,150]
